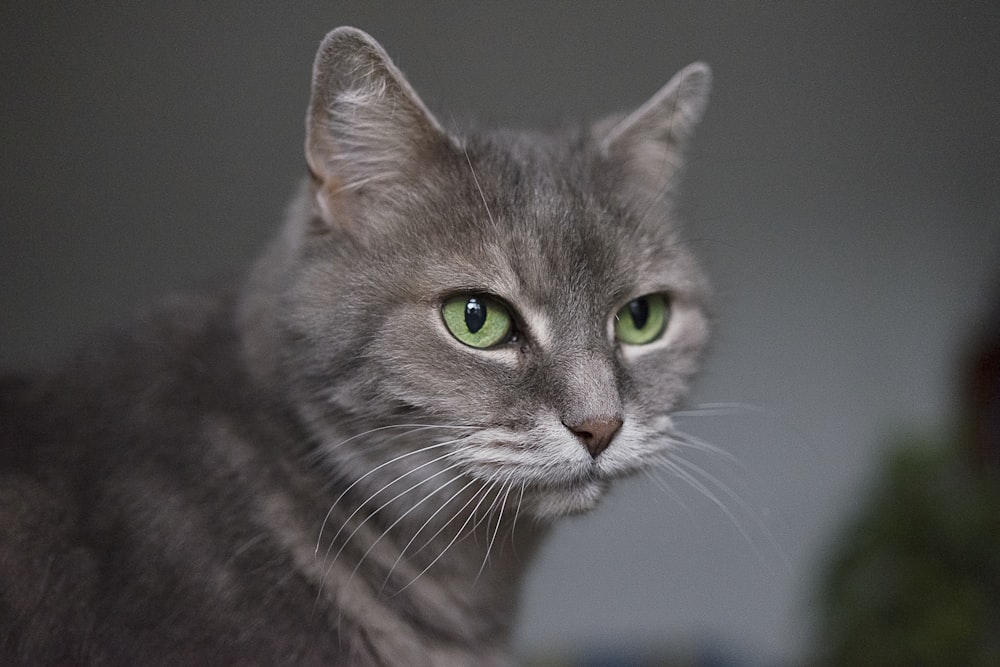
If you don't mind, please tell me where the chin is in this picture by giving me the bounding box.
[525,478,610,520]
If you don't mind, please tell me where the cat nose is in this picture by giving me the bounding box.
[565,417,623,459]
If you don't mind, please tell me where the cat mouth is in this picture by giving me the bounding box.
[457,454,611,516]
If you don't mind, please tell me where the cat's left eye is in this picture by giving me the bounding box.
[441,294,513,349]
[614,294,670,345]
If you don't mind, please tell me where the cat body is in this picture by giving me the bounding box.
[0,28,711,665]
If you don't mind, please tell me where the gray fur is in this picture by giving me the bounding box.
[0,27,711,665]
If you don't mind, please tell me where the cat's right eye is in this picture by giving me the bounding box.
[441,294,513,349]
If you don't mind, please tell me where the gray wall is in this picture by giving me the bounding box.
[3,3,998,662]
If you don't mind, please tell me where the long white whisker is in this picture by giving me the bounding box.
[641,468,695,520]
[327,423,476,452]
[324,425,475,469]
[463,147,497,229]
[506,480,527,556]
[396,473,502,595]
[666,428,738,463]
[653,455,753,548]
[380,477,480,593]
[671,402,769,418]
[323,453,470,570]
[345,471,468,593]
[666,454,788,571]
[407,478,492,560]
[318,456,475,601]
[475,475,513,583]
[315,436,471,553]
[668,455,759,530]
[468,475,506,536]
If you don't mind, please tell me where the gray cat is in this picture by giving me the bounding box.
[0,27,711,666]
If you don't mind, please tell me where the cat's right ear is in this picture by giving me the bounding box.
[305,27,452,232]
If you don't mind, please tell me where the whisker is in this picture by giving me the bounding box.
[655,453,788,571]
[671,402,769,418]
[468,475,508,537]
[673,455,787,568]
[396,472,503,595]
[318,425,475,476]
[345,471,469,594]
[652,455,753,548]
[318,456,475,602]
[322,452,470,570]
[302,419,468,463]
[506,480,527,556]
[641,468,695,520]
[315,435,473,554]
[406,477,493,560]
[379,477,480,593]
[326,423,477,453]
[475,475,514,583]
[463,146,497,230]
[669,455,757,527]
[665,428,738,463]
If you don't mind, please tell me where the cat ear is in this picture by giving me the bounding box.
[598,62,711,198]
[305,27,452,230]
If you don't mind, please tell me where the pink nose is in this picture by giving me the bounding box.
[565,417,623,459]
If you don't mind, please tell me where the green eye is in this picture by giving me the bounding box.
[442,294,513,349]
[614,294,670,345]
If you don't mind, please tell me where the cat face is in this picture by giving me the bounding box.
[282,28,710,520]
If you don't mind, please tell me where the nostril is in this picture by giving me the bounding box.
[564,417,624,459]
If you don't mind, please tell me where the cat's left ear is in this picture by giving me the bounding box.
[305,27,453,231]
[598,62,711,197]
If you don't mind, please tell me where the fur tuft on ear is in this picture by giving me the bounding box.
[599,62,711,202]
[305,27,453,230]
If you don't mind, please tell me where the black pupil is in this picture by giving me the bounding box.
[628,298,650,329]
[465,298,487,333]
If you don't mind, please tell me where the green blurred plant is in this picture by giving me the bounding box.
[814,436,1000,665]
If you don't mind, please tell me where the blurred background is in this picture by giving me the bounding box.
[3,3,998,665]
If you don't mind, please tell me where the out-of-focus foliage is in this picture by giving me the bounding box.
[814,437,1000,666]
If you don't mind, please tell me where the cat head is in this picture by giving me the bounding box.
[277,27,711,520]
